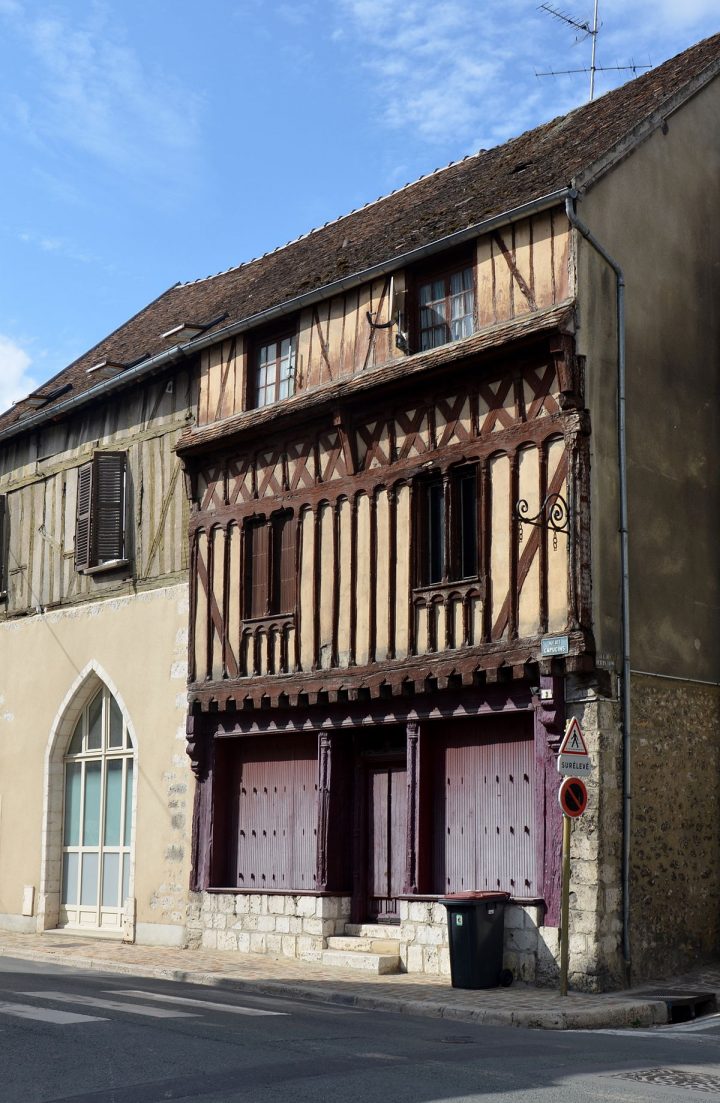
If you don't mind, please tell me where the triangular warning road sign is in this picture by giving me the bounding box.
[559,717,589,756]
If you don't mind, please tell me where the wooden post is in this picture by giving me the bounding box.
[560,813,571,996]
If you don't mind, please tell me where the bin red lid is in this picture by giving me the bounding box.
[440,891,510,902]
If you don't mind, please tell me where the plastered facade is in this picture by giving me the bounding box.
[0,583,191,945]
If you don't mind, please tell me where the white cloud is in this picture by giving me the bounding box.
[0,336,39,413]
[18,228,95,264]
[0,3,201,177]
[336,0,554,147]
[335,0,719,152]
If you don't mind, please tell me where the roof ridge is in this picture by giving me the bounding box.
[175,30,720,293]
[176,152,487,288]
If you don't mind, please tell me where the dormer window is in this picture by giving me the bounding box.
[418,266,475,351]
[255,332,297,408]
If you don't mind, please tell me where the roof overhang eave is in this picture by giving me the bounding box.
[0,186,573,446]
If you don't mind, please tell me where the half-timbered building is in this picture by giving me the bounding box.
[176,34,720,988]
[1,33,718,987]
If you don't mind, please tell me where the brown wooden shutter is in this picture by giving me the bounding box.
[74,461,94,571]
[273,513,296,614]
[0,495,6,593]
[245,520,269,618]
[93,452,126,565]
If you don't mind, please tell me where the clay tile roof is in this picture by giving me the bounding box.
[2,31,718,436]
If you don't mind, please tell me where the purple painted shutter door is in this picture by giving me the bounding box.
[235,736,317,891]
[367,765,407,917]
[74,461,94,570]
[435,718,536,896]
[389,767,408,900]
[368,769,389,903]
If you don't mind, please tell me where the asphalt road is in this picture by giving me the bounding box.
[1,955,720,1102]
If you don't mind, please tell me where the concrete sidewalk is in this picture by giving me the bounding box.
[0,929,715,1031]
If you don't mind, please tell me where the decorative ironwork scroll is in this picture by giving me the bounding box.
[515,493,570,551]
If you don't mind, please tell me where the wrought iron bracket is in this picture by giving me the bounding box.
[514,493,570,550]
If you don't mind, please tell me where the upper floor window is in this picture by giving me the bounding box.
[244,511,296,619]
[416,466,478,587]
[255,334,297,408]
[418,267,475,351]
[74,452,127,573]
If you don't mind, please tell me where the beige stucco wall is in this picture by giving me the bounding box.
[0,582,191,945]
[575,75,720,677]
[630,674,720,979]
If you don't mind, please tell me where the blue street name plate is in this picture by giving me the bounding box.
[541,635,569,657]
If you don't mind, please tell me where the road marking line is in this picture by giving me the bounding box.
[570,1027,717,1041]
[0,999,105,1025]
[112,989,288,1017]
[20,991,197,1019]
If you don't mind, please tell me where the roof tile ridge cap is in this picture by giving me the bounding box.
[177,150,489,288]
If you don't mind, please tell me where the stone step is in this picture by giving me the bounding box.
[321,948,401,974]
[343,923,403,941]
[326,936,400,954]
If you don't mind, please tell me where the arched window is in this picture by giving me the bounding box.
[60,687,134,931]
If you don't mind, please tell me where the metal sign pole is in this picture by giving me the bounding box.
[560,813,571,997]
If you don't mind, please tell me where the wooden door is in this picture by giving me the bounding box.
[366,764,407,921]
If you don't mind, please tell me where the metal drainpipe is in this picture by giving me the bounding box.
[564,191,632,984]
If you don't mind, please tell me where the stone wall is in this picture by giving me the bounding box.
[187,892,560,981]
[562,687,625,991]
[186,893,350,960]
[630,675,720,980]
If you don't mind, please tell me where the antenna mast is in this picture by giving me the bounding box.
[537,1,650,101]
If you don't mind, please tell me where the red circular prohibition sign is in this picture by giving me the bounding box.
[559,776,588,818]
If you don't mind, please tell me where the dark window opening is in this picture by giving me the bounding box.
[244,511,296,618]
[416,466,478,587]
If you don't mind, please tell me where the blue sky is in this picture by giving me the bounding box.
[0,0,717,411]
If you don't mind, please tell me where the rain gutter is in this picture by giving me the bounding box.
[0,187,571,445]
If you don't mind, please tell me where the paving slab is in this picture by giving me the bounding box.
[0,929,707,1031]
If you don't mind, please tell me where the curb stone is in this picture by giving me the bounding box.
[0,943,670,1031]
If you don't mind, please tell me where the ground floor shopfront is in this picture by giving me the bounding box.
[186,677,625,988]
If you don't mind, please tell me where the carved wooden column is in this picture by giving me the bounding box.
[316,733,332,892]
[187,712,213,892]
[316,732,353,896]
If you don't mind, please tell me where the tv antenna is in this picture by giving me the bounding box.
[536,1,650,100]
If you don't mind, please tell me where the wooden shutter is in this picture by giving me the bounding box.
[74,462,94,571]
[245,520,269,618]
[273,513,296,614]
[0,495,5,593]
[93,452,126,564]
